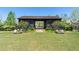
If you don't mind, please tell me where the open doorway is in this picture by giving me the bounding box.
[35,21,44,29]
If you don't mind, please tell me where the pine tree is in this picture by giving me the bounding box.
[5,11,16,26]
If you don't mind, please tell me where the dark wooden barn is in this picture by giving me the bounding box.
[18,16,61,29]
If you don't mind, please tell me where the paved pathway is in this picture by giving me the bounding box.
[36,29,45,32]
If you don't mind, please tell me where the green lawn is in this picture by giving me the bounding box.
[0,31,79,51]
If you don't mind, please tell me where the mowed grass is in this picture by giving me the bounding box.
[0,31,79,51]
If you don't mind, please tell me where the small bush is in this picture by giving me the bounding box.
[0,24,4,31]
[45,29,55,32]
[65,26,73,31]
[25,29,35,32]
[52,21,73,31]
[3,25,16,31]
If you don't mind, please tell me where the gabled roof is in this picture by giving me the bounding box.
[18,16,61,19]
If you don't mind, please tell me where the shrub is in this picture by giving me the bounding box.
[18,21,29,31]
[52,21,72,31]
[26,29,35,32]
[2,25,16,31]
[0,26,4,31]
[45,29,55,32]
[65,25,73,31]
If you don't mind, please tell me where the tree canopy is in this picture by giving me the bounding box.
[71,8,79,21]
[5,11,16,26]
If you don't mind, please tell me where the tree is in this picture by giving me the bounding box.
[3,11,16,31]
[70,8,79,31]
[5,11,16,26]
[0,16,3,30]
[61,14,69,21]
[71,8,79,21]
[0,16,3,27]
[18,20,29,31]
[56,14,59,17]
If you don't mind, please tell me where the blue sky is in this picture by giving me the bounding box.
[0,7,76,21]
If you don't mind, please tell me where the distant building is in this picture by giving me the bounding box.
[18,16,62,29]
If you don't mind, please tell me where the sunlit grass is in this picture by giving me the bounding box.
[0,31,79,51]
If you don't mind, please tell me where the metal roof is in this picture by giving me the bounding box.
[18,16,61,19]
